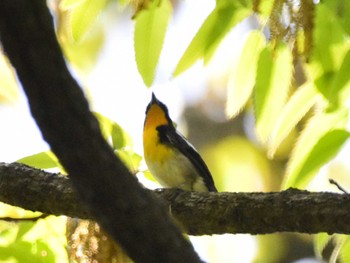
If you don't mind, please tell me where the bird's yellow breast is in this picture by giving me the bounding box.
[143,104,173,163]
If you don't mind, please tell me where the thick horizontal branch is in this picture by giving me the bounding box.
[1,162,349,235]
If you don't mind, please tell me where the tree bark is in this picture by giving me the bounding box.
[1,162,349,235]
[0,1,201,262]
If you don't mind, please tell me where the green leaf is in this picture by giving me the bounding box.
[94,112,133,150]
[314,71,335,100]
[142,170,157,183]
[226,30,266,118]
[256,0,274,18]
[314,233,333,260]
[298,130,349,184]
[71,0,107,42]
[0,242,38,263]
[0,217,68,263]
[173,1,252,76]
[283,109,349,189]
[311,3,348,77]
[110,123,130,150]
[312,4,350,104]
[61,23,105,73]
[340,236,350,263]
[323,0,350,36]
[60,0,84,10]
[314,234,350,263]
[329,49,350,106]
[17,151,59,170]
[15,222,36,241]
[254,43,293,142]
[134,0,172,87]
[268,82,319,157]
[115,149,142,173]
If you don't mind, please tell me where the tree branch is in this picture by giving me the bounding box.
[1,162,350,235]
[0,1,201,262]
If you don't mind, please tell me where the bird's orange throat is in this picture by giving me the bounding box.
[143,103,173,164]
[144,104,168,129]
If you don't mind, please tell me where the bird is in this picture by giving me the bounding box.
[143,93,217,192]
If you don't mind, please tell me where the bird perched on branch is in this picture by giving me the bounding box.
[143,93,217,192]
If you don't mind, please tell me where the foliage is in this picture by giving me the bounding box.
[56,0,106,72]
[314,234,350,263]
[0,113,139,262]
[94,112,142,173]
[134,0,172,86]
[1,0,350,262]
[173,0,252,76]
[0,215,67,263]
[226,30,266,118]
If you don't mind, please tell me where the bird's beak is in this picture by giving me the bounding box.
[151,92,158,104]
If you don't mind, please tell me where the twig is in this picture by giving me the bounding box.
[0,213,50,222]
[329,179,349,194]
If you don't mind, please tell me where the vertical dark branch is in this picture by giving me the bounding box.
[0,1,201,262]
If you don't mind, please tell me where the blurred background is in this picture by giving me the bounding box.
[1,0,350,262]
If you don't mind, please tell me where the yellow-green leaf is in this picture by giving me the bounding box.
[298,130,349,184]
[329,49,350,106]
[340,236,350,263]
[134,0,172,87]
[115,149,142,174]
[311,4,348,77]
[17,151,59,169]
[173,1,252,76]
[226,30,266,118]
[283,109,349,189]
[94,112,133,150]
[268,82,319,157]
[315,234,350,263]
[256,0,275,18]
[71,0,107,42]
[254,43,293,142]
[60,0,84,10]
[314,233,333,260]
[61,23,105,72]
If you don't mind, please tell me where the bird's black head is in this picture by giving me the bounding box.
[144,92,173,127]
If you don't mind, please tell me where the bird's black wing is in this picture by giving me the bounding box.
[157,125,217,192]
